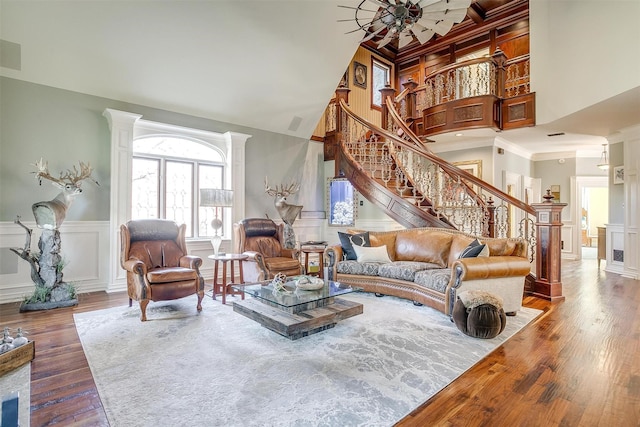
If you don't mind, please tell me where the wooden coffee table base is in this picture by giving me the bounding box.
[233,297,363,340]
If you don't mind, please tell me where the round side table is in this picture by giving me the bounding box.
[208,253,248,305]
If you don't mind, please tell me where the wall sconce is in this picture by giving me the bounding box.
[597,144,609,170]
[200,188,233,256]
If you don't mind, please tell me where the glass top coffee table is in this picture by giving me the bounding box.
[231,278,363,340]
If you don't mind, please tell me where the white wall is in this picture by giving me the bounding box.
[530,1,640,125]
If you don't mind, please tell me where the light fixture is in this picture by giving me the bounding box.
[341,0,471,49]
[597,144,609,170]
[200,188,233,256]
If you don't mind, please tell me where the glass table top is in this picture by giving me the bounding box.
[231,277,360,309]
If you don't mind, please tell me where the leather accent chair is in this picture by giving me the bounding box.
[120,219,205,321]
[233,218,302,283]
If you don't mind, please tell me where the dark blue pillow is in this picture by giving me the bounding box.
[459,238,488,258]
[338,232,370,260]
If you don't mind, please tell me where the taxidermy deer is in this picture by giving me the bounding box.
[264,177,303,226]
[32,158,99,229]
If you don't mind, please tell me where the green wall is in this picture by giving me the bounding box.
[0,77,310,222]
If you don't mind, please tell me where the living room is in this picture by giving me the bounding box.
[1,1,639,425]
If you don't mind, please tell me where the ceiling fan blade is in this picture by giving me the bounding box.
[414,0,442,7]
[417,17,454,36]
[422,8,467,23]
[366,0,389,7]
[421,0,471,12]
[411,24,435,44]
[360,25,387,42]
[377,31,395,48]
[398,31,414,48]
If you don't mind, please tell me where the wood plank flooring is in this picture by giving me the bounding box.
[1,257,638,426]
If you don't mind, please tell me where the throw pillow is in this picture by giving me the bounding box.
[353,244,392,263]
[459,238,489,258]
[338,231,370,260]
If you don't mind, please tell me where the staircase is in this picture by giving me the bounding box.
[324,87,566,303]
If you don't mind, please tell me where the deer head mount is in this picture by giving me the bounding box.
[264,176,303,226]
[31,158,99,229]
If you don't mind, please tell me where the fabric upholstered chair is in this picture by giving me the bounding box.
[233,218,302,283]
[120,219,205,321]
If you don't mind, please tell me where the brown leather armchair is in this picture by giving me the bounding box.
[233,218,301,283]
[120,219,205,321]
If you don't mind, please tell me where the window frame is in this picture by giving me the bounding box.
[132,139,227,240]
[131,123,231,242]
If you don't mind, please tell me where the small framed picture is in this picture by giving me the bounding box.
[613,166,624,184]
[353,62,367,89]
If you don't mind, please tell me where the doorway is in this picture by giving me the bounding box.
[576,177,608,261]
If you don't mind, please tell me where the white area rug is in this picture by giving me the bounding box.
[74,292,541,427]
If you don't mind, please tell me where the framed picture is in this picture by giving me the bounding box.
[453,160,482,179]
[353,62,367,89]
[613,166,624,184]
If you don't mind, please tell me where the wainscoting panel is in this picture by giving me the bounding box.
[561,225,577,260]
[0,221,110,304]
[605,224,625,275]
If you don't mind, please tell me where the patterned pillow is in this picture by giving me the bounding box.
[338,231,370,260]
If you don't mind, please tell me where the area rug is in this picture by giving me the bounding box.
[74,292,541,427]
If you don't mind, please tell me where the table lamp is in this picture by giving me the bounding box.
[200,188,233,256]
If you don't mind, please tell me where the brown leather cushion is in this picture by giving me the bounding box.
[448,234,476,266]
[129,240,184,269]
[368,233,397,261]
[127,219,179,242]
[244,236,282,258]
[147,267,198,283]
[241,218,277,237]
[265,257,301,272]
[394,229,452,267]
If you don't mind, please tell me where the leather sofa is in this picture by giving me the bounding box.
[325,227,531,316]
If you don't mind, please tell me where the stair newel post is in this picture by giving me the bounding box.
[401,78,419,124]
[530,190,566,302]
[380,84,397,133]
[492,47,507,99]
[331,86,350,170]
[486,197,496,238]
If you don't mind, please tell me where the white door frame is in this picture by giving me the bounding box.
[575,176,608,260]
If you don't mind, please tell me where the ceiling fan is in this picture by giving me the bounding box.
[340,0,472,49]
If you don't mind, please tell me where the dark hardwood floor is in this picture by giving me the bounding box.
[1,255,638,426]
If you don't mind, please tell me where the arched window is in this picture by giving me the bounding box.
[132,136,226,238]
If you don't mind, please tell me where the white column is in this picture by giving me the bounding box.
[623,128,639,279]
[103,108,141,292]
[225,131,251,251]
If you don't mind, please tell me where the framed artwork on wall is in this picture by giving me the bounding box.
[353,62,367,89]
[613,166,624,184]
[453,160,482,178]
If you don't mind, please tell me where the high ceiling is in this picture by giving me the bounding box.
[2,0,638,157]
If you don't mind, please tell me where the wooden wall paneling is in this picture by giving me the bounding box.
[502,93,536,130]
